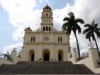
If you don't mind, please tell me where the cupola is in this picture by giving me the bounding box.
[25,27,32,31]
[43,5,52,10]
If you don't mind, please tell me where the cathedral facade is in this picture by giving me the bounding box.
[22,5,70,61]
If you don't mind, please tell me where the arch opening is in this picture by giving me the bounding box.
[49,27,51,31]
[43,50,50,61]
[29,50,35,61]
[58,50,63,61]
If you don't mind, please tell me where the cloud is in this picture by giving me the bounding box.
[39,0,43,2]
[45,0,49,3]
[3,43,22,54]
[39,0,48,3]
[0,0,41,41]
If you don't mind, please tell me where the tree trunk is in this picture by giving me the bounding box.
[74,32,81,60]
[94,35,100,59]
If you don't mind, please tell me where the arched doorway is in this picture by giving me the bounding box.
[31,54,34,61]
[58,50,63,61]
[29,50,35,61]
[43,50,50,61]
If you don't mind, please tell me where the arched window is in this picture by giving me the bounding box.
[58,37,62,43]
[44,20,45,22]
[46,27,48,31]
[49,27,51,31]
[49,20,50,22]
[43,27,45,31]
[31,36,35,42]
[46,13,48,17]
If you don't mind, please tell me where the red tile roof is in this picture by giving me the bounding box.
[43,5,51,10]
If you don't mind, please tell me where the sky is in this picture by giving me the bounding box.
[0,0,100,54]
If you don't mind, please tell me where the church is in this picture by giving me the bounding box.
[22,5,70,61]
[0,5,100,74]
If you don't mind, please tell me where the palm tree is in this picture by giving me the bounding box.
[83,20,100,58]
[62,12,84,60]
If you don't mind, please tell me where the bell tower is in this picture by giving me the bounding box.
[41,5,53,31]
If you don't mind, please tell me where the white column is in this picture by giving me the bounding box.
[40,33,43,61]
[73,50,78,63]
[88,48,99,68]
[68,51,71,59]
[50,44,54,61]
[11,50,17,63]
[39,44,43,61]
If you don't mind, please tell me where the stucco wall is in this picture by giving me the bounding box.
[68,48,100,73]
[74,57,100,73]
[23,42,68,61]
[22,27,69,61]
[0,58,14,65]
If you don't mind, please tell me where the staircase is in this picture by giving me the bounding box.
[0,61,95,74]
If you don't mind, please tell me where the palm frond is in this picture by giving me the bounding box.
[62,22,69,29]
[63,17,70,21]
[76,24,81,34]
[85,32,91,42]
[95,30,100,38]
[94,23,98,28]
[66,29,69,35]
[68,12,75,21]
[75,18,85,24]
[84,24,91,27]
[96,28,100,30]
[67,24,72,35]
[83,28,90,34]
[68,12,74,17]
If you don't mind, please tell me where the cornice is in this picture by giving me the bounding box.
[24,42,68,45]
[25,31,66,34]
[41,17,53,19]
[40,23,53,25]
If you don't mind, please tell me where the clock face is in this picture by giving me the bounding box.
[44,36,49,41]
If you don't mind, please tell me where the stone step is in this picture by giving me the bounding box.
[16,61,73,65]
[0,61,94,74]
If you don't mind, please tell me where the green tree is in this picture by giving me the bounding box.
[83,20,100,58]
[62,12,84,60]
[3,51,10,60]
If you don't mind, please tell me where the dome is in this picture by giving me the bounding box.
[25,27,32,31]
[26,27,31,29]
[43,5,51,10]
